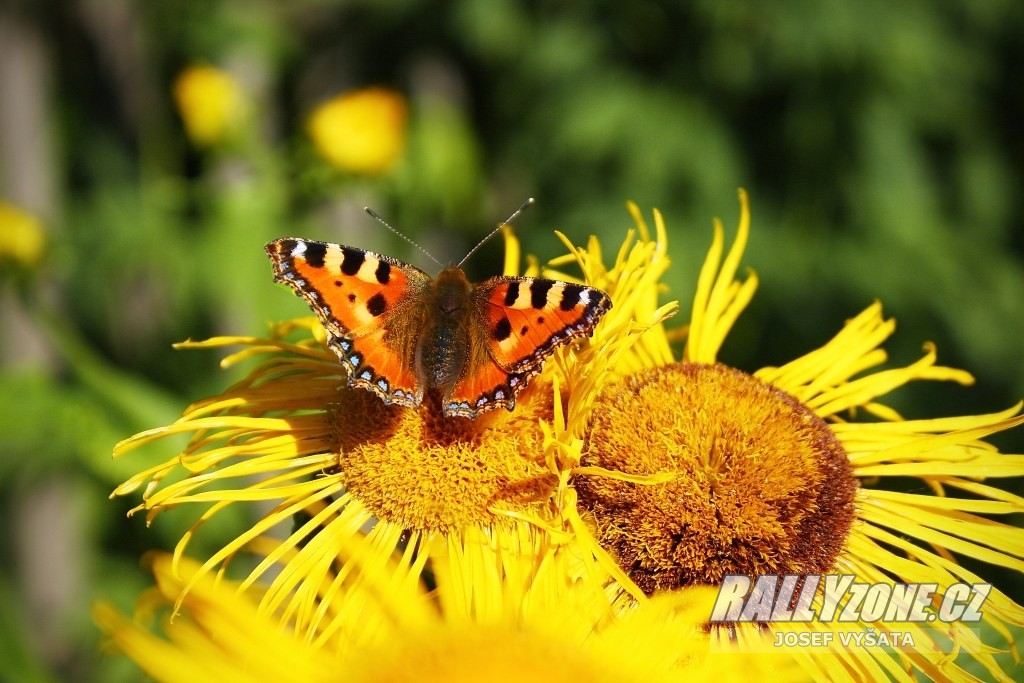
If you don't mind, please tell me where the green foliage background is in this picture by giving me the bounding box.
[0,1,1021,680]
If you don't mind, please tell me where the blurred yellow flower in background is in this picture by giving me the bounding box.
[0,200,45,267]
[172,65,246,146]
[308,87,408,174]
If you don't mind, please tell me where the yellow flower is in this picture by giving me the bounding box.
[0,200,45,266]
[172,65,245,146]
[308,87,407,174]
[95,542,793,682]
[569,191,1024,681]
[111,226,629,635]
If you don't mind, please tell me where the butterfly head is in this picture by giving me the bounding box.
[433,266,473,315]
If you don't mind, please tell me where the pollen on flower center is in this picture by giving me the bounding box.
[576,362,857,594]
[332,388,557,532]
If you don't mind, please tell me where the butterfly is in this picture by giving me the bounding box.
[265,227,611,418]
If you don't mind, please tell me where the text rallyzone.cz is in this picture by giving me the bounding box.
[709,575,991,624]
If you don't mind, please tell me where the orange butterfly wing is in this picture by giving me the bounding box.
[442,277,611,418]
[265,238,430,406]
[476,277,611,371]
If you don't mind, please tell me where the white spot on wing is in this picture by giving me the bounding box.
[496,333,522,356]
[323,244,347,271]
[541,282,565,307]
[291,242,307,258]
[357,255,381,282]
[350,302,377,327]
[511,285,533,309]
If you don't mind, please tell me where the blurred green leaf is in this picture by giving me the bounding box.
[0,579,58,683]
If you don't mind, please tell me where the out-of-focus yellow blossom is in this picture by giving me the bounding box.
[308,87,407,174]
[93,547,797,683]
[0,201,45,266]
[172,65,246,146]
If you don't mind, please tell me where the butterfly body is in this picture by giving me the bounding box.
[266,238,611,418]
[415,267,476,396]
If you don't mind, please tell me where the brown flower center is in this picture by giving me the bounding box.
[576,362,857,594]
[332,387,557,532]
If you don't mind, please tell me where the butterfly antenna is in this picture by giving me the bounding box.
[457,197,535,269]
[364,208,444,268]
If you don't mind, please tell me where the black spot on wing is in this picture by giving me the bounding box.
[530,280,553,309]
[276,238,298,255]
[304,242,327,268]
[586,291,610,319]
[366,292,387,317]
[375,259,391,284]
[341,248,365,276]
[560,283,585,311]
[504,281,520,306]
[494,317,512,341]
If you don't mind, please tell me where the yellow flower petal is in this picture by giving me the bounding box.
[686,189,756,364]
